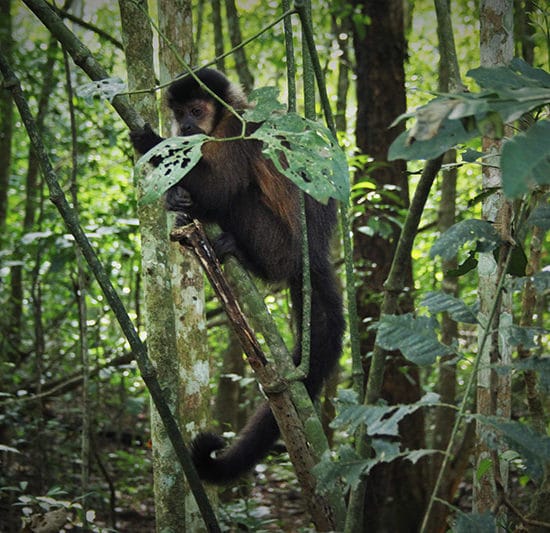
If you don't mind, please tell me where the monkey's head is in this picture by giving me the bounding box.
[167,68,247,136]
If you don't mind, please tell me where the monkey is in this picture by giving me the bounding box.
[130,68,344,484]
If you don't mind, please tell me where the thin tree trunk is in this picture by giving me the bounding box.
[224,0,253,92]
[350,1,426,530]
[474,0,514,519]
[157,2,212,529]
[0,0,13,238]
[427,2,465,530]
[212,0,225,72]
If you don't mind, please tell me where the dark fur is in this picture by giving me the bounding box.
[131,68,344,484]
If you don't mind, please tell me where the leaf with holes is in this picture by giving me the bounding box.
[251,113,350,204]
[76,77,127,103]
[136,135,209,205]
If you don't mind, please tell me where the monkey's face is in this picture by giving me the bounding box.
[170,98,217,137]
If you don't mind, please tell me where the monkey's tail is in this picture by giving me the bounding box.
[190,266,344,484]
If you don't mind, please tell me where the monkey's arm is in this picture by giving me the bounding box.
[130,124,165,155]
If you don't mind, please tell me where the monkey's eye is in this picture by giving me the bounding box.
[191,107,203,118]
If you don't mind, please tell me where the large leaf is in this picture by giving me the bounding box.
[388,115,474,161]
[251,113,350,204]
[244,86,286,122]
[313,446,366,493]
[313,440,438,494]
[477,415,550,481]
[421,291,479,324]
[389,60,550,162]
[453,512,496,533]
[430,219,501,261]
[468,58,550,90]
[376,314,450,365]
[331,391,440,436]
[135,135,208,205]
[510,358,550,393]
[527,205,550,230]
[501,119,550,198]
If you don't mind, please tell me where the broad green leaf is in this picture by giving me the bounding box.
[509,57,550,87]
[421,291,479,324]
[377,314,450,365]
[446,250,478,277]
[245,86,286,122]
[462,148,483,162]
[389,59,550,163]
[501,119,550,198]
[135,135,208,205]
[388,117,474,161]
[453,511,496,533]
[251,113,350,204]
[528,205,550,230]
[509,271,550,293]
[331,390,440,435]
[468,59,550,90]
[503,325,546,349]
[313,446,366,493]
[430,219,501,261]
[477,416,550,481]
[511,358,550,393]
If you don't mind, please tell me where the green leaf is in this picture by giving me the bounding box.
[503,324,546,349]
[331,390,440,435]
[505,244,527,277]
[509,57,550,87]
[446,250,478,277]
[376,314,450,365]
[312,446,366,493]
[135,135,209,205]
[421,291,479,324]
[245,87,286,122]
[453,511,496,533]
[509,271,550,293]
[430,219,501,261]
[250,113,350,204]
[477,416,550,481]
[528,205,550,230]
[388,117,474,161]
[476,457,493,481]
[501,119,550,198]
[468,59,550,90]
[462,148,483,162]
[511,358,550,393]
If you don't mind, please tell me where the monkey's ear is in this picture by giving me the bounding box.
[135,134,209,206]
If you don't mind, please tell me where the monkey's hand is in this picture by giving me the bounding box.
[213,232,244,263]
[165,185,194,227]
[130,123,164,156]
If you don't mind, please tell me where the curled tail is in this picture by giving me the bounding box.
[191,266,344,484]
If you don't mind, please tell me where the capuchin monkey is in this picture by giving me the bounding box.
[131,68,344,484]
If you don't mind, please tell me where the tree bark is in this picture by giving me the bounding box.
[474,0,514,518]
